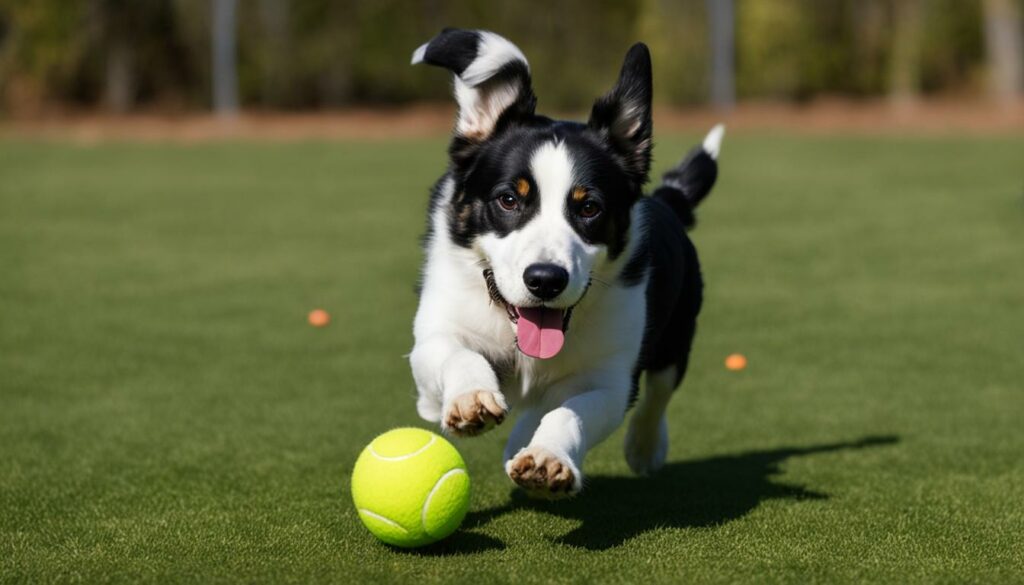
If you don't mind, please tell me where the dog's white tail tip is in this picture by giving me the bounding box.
[703,124,725,160]
[411,43,428,65]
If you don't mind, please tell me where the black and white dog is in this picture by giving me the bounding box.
[409,29,722,498]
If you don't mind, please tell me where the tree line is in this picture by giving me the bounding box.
[0,0,1020,114]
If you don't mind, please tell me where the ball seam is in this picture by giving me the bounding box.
[358,509,409,534]
[421,468,467,537]
[369,434,436,461]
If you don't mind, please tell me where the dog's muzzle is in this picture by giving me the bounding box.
[482,268,581,359]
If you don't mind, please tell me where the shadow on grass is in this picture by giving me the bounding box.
[464,435,899,551]
[389,529,506,556]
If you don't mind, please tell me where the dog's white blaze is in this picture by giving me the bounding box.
[530,141,575,207]
[476,141,598,309]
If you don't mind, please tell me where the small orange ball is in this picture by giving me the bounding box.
[308,309,330,327]
[725,353,747,371]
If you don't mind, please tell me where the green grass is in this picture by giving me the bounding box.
[1,133,1023,584]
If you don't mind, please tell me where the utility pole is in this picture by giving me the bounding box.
[707,0,735,110]
[212,0,239,117]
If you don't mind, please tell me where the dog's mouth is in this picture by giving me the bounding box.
[483,268,576,360]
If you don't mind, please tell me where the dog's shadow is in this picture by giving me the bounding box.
[463,435,899,551]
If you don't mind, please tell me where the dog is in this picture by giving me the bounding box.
[408,28,722,498]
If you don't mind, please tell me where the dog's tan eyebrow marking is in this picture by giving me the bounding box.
[516,178,530,197]
[572,186,588,201]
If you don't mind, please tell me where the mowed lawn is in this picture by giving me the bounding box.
[1,132,1022,584]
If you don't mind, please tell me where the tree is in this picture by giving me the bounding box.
[889,0,924,108]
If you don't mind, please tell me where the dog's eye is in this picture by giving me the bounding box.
[579,199,602,218]
[498,193,519,211]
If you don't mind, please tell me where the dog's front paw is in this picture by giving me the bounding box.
[443,390,508,437]
[506,446,581,499]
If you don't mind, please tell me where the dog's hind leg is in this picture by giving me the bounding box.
[624,366,678,475]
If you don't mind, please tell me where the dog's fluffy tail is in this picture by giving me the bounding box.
[651,124,724,229]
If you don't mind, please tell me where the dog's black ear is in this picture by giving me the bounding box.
[588,43,653,186]
[413,29,536,150]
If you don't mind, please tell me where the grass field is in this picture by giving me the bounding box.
[1,133,1023,583]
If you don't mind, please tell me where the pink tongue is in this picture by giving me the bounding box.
[516,307,566,359]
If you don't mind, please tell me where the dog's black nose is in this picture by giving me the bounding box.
[523,263,569,300]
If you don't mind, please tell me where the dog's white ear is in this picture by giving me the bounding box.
[588,43,653,186]
[413,28,536,144]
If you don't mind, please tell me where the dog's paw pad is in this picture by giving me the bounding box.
[443,390,508,437]
[506,446,579,498]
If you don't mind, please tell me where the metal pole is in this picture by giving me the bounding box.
[212,0,239,116]
[707,0,736,110]
[982,0,1024,105]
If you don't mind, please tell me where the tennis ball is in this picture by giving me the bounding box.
[351,428,470,548]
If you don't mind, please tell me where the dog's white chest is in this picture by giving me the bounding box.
[490,282,647,406]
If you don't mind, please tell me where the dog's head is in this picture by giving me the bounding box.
[414,29,652,359]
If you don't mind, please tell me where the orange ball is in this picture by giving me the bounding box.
[308,309,331,327]
[725,353,747,371]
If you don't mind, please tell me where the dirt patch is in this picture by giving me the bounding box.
[1,98,1021,142]
[657,98,1024,136]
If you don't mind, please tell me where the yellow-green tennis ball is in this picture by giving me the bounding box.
[351,428,470,548]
